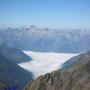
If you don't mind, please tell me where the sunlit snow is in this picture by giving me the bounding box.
[19,51,78,78]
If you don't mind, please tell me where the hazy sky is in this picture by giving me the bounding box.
[0,0,90,29]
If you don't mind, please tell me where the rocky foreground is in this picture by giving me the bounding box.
[24,51,90,90]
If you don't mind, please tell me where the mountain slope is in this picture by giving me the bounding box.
[0,26,90,53]
[0,44,32,63]
[25,51,90,90]
[0,54,33,89]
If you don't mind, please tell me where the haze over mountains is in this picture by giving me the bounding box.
[0,0,90,89]
[0,26,90,53]
[0,26,90,90]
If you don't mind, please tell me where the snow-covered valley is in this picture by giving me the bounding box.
[19,51,78,78]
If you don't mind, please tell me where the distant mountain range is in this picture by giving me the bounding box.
[0,26,90,53]
[25,51,90,90]
[0,26,90,90]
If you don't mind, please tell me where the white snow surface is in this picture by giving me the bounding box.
[19,51,78,79]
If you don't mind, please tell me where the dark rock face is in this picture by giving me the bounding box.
[25,51,90,90]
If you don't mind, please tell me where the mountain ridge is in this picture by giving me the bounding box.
[0,26,90,53]
[24,50,90,90]
[0,44,32,63]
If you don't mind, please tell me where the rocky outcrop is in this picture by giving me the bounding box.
[25,51,90,90]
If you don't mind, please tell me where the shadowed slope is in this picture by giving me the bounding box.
[0,44,32,64]
[0,54,33,89]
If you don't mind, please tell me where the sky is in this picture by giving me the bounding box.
[0,0,90,29]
